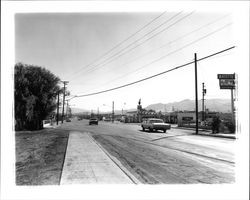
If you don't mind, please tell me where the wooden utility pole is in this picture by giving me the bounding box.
[56,91,60,125]
[61,81,69,123]
[195,53,198,134]
[202,82,206,121]
[66,100,69,118]
[97,107,99,120]
[112,101,114,123]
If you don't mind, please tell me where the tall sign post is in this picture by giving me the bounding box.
[217,73,235,126]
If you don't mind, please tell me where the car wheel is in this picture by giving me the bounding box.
[163,129,166,133]
[149,128,153,132]
[142,127,145,131]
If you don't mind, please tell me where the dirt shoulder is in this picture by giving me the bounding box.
[15,128,69,185]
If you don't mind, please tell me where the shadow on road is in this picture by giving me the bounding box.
[138,129,166,134]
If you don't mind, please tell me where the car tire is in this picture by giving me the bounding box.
[142,127,145,131]
[149,128,153,132]
[163,129,166,133]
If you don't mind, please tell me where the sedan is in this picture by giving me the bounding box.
[89,118,98,125]
[141,118,171,133]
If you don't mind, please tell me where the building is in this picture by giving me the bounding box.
[177,111,197,126]
[164,111,178,124]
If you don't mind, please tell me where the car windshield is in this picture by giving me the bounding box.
[149,119,163,123]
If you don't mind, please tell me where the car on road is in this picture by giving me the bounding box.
[89,118,98,125]
[141,118,171,133]
[66,118,71,122]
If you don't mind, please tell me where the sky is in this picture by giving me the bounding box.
[15,10,238,112]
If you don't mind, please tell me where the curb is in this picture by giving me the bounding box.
[172,127,235,139]
[196,133,236,139]
[172,126,211,132]
[86,132,141,184]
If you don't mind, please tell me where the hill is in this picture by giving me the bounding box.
[145,99,231,113]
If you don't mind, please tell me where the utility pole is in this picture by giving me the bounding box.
[202,82,206,121]
[97,107,99,120]
[204,106,207,121]
[56,90,60,125]
[61,81,69,123]
[66,100,69,119]
[194,53,198,134]
[112,101,114,123]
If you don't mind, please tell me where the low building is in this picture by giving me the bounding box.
[177,111,197,126]
[164,111,178,124]
[124,110,138,123]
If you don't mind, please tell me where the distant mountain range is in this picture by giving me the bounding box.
[70,107,90,114]
[71,99,232,114]
[145,99,231,113]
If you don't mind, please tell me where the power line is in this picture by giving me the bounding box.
[72,14,231,87]
[72,46,235,99]
[66,11,167,81]
[98,23,232,88]
[79,11,193,77]
[77,22,232,93]
[70,12,182,79]
[101,13,231,77]
[69,11,191,81]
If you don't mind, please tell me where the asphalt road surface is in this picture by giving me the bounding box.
[59,119,235,184]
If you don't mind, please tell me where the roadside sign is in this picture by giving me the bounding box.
[217,74,235,79]
[219,79,235,89]
[217,73,235,89]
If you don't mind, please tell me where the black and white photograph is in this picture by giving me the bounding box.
[1,1,249,200]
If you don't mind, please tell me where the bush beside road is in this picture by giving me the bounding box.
[15,128,69,185]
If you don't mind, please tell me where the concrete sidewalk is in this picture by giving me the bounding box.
[60,131,136,184]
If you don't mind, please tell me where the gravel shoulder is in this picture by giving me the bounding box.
[15,128,69,185]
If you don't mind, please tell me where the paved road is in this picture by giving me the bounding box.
[58,119,235,184]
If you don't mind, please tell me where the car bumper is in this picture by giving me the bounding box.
[153,125,171,130]
[89,122,98,125]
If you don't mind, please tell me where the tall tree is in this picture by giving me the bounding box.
[15,63,61,130]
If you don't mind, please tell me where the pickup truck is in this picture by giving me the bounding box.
[141,118,171,133]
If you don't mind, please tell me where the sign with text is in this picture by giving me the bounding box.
[217,74,235,79]
[219,79,235,89]
[217,73,235,89]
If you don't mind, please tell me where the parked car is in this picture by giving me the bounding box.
[66,118,71,122]
[89,118,98,125]
[141,118,171,133]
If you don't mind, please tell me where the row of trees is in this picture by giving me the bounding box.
[15,63,64,131]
